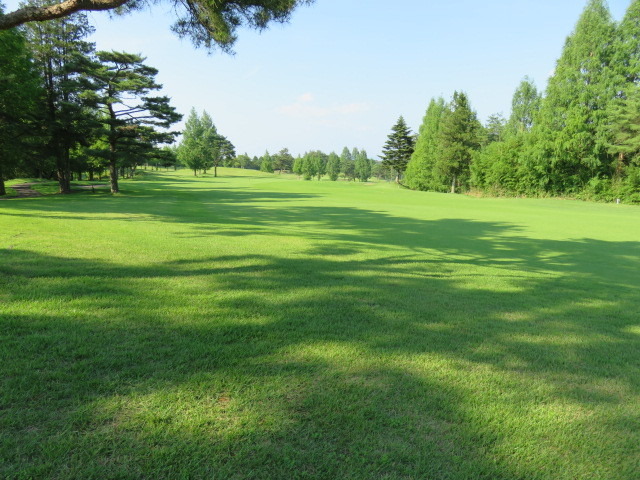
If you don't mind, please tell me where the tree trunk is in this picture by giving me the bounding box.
[214,165,218,177]
[0,165,5,196]
[193,169,197,176]
[395,173,399,184]
[109,160,119,193]
[89,170,94,181]
[451,175,456,194]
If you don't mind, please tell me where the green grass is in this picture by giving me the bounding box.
[1,169,638,479]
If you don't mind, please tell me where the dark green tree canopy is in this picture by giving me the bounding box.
[0,0,314,52]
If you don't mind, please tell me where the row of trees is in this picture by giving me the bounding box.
[391,0,640,203]
[0,4,181,195]
[291,147,375,182]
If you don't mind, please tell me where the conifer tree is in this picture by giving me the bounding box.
[405,97,447,191]
[380,116,415,184]
[527,0,617,193]
[91,50,181,193]
[506,77,540,136]
[340,147,355,180]
[0,13,42,196]
[178,109,204,175]
[260,150,274,172]
[354,149,372,182]
[435,91,481,193]
[23,6,97,193]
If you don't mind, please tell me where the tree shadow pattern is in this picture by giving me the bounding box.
[1,176,639,479]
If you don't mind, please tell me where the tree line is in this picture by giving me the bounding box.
[0,3,181,195]
[384,0,640,203]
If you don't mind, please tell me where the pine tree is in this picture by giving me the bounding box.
[380,116,415,184]
[199,111,218,174]
[435,91,481,193]
[404,97,447,191]
[91,50,181,193]
[23,5,97,194]
[606,86,640,179]
[326,152,340,181]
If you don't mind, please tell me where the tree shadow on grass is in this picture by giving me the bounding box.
[1,211,639,479]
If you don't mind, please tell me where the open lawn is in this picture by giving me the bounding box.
[1,169,638,479]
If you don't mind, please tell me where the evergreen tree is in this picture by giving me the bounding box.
[404,97,447,191]
[292,156,303,177]
[326,152,340,181]
[606,86,640,179]
[23,6,97,193]
[273,148,294,173]
[260,150,274,172]
[380,117,414,183]
[506,77,540,136]
[526,0,617,193]
[435,91,481,193]
[199,111,218,174]
[354,149,372,182]
[90,50,181,193]
[380,116,415,184]
[0,14,42,195]
[178,108,205,175]
[215,135,235,176]
[340,146,355,180]
[484,113,506,144]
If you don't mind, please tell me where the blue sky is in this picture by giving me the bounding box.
[4,0,633,157]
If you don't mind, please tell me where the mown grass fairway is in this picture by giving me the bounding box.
[1,169,638,479]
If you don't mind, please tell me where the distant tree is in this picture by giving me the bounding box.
[273,148,294,173]
[215,135,235,176]
[380,116,415,183]
[260,150,274,173]
[178,109,205,175]
[199,111,219,174]
[505,77,540,136]
[326,152,340,181]
[354,149,372,182]
[235,153,252,169]
[340,147,355,180]
[292,155,303,177]
[484,113,506,144]
[405,97,447,191]
[435,91,481,193]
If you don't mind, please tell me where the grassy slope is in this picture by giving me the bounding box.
[1,169,638,479]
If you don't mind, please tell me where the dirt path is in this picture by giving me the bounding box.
[1,183,42,199]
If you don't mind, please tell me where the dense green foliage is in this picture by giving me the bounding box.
[1,169,638,479]
[405,0,640,203]
[380,116,415,183]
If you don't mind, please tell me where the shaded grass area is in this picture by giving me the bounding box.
[1,169,639,479]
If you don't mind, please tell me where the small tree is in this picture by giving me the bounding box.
[380,116,415,183]
[354,149,372,182]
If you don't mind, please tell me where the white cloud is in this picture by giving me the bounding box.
[277,93,370,119]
